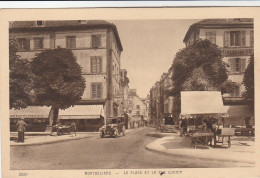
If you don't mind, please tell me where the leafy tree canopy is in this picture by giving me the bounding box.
[30,47,86,110]
[9,37,34,109]
[242,55,254,101]
[171,39,228,95]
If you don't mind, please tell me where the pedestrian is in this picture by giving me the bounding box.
[180,119,187,137]
[71,121,77,137]
[16,117,28,143]
[203,119,215,146]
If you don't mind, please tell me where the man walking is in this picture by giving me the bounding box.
[71,121,77,137]
[16,117,27,143]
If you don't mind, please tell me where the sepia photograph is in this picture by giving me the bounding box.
[1,7,259,178]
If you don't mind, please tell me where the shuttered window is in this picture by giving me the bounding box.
[228,58,246,73]
[66,36,76,49]
[206,32,216,44]
[17,38,30,50]
[91,35,101,48]
[224,31,246,47]
[34,37,44,49]
[91,83,102,99]
[91,56,102,74]
[250,30,254,47]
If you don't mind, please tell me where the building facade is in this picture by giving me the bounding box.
[183,18,254,99]
[182,18,254,126]
[9,20,124,131]
[127,89,148,128]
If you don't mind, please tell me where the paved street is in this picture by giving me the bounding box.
[11,127,251,170]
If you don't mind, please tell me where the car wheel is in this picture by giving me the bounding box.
[100,130,104,138]
[57,129,61,135]
[114,129,118,138]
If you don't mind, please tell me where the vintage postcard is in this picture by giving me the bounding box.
[1,7,260,178]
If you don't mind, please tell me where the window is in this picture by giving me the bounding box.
[36,21,44,27]
[230,31,241,46]
[206,32,216,44]
[91,35,101,48]
[250,30,254,47]
[230,85,240,97]
[66,36,76,49]
[91,56,102,74]
[228,58,246,73]
[34,38,44,49]
[91,83,102,99]
[224,31,246,47]
[17,38,30,50]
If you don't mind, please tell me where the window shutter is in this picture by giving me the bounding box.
[26,39,30,50]
[241,58,246,72]
[228,58,235,72]
[241,31,246,46]
[91,57,97,73]
[250,30,254,47]
[97,57,102,73]
[91,84,97,98]
[97,84,102,98]
[224,31,230,47]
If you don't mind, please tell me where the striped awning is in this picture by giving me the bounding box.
[10,105,104,119]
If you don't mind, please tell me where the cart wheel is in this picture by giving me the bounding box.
[228,136,231,147]
[57,129,61,136]
[114,129,118,138]
[100,131,104,138]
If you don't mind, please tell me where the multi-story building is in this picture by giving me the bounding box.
[183,18,253,99]
[182,18,254,125]
[9,20,123,131]
[127,89,148,128]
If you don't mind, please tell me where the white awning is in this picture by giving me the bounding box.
[59,105,104,119]
[10,105,104,119]
[180,91,227,116]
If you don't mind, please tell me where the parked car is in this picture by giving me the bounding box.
[99,117,125,138]
[52,123,71,135]
[159,114,177,133]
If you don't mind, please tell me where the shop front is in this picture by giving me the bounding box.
[10,105,105,132]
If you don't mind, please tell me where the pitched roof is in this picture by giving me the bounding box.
[9,20,123,51]
[183,18,253,43]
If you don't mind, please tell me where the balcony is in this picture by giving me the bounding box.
[220,47,253,57]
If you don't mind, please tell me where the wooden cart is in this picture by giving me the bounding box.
[215,128,235,147]
[190,132,214,149]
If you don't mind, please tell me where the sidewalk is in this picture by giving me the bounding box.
[10,132,94,146]
[146,133,255,164]
[10,128,135,147]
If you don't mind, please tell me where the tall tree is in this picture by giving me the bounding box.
[9,37,34,109]
[242,55,254,108]
[30,47,86,126]
[171,39,228,95]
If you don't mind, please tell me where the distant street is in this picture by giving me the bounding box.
[11,127,250,169]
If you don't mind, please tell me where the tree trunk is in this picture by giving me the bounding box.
[49,106,59,126]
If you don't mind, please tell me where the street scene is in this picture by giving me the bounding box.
[9,18,255,170]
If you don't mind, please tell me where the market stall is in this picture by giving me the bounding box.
[180,91,234,148]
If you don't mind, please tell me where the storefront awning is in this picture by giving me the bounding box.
[59,105,104,119]
[10,105,104,119]
[180,91,227,116]
[10,106,50,118]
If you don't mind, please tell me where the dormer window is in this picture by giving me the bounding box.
[36,21,44,27]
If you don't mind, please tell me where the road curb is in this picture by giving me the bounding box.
[10,135,92,147]
[145,142,255,165]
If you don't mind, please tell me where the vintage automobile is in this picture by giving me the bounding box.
[159,114,177,133]
[52,123,71,135]
[99,117,126,138]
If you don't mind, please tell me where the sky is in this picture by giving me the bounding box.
[110,19,200,98]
